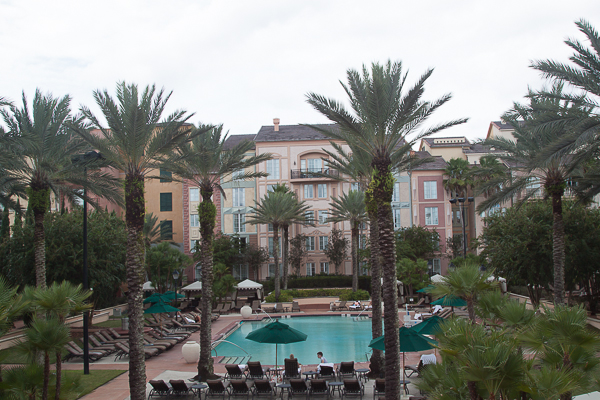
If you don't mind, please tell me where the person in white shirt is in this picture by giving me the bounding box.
[317,351,327,363]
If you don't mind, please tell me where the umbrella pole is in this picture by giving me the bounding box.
[275,343,278,379]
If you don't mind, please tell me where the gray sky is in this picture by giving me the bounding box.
[1,1,598,143]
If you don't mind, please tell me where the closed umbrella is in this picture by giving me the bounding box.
[246,320,307,376]
[369,326,437,376]
[144,300,180,336]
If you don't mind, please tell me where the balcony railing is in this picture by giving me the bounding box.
[290,168,339,179]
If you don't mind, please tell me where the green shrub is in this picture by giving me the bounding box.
[264,288,370,302]
[261,275,372,293]
[339,289,370,301]
[264,292,294,302]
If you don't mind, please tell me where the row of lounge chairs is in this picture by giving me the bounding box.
[330,301,372,312]
[262,301,301,313]
[223,360,359,383]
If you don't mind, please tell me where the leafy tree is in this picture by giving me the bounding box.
[395,225,440,261]
[288,234,307,277]
[328,190,367,291]
[146,242,190,294]
[73,82,198,399]
[212,232,244,271]
[480,83,590,305]
[323,228,349,276]
[242,244,269,281]
[396,258,428,296]
[446,234,463,260]
[0,90,119,290]
[307,60,466,395]
[443,157,473,197]
[172,125,270,381]
[0,209,9,239]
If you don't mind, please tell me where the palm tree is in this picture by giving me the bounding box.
[172,124,270,381]
[478,84,589,304]
[327,190,367,291]
[306,60,467,397]
[429,260,496,322]
[73,82,199,400]
[471,155,509,198]
[443,157,473,197]
[247,191,311,299]
[0,90,119,290]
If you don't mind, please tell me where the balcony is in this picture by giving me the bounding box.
[290,168,339,180]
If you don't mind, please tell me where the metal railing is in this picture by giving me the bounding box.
[290,168,339,179]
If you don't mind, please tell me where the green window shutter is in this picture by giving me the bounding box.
[160,169,172,182]
[160,193,172,212]
[160,220,173,240]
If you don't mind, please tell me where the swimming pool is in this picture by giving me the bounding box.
[214,316,375,365]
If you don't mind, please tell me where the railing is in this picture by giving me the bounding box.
[256,308,274,322]
[290,168,339,179]
[211,339,250,357]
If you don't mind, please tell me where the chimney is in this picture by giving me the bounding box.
[273,118,280,132]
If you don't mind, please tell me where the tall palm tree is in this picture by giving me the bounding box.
[73,82,199,400]
[327,190,367,291]
[172,125,270,381]
[0,90,119,289]
[307,60,467,397]
[478,84,589,304]
[247,191,311,299]
[443,157,473,197]
[471,155,509,199]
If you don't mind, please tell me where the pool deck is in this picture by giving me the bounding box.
[72,308,438,399]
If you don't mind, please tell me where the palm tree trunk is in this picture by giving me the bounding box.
[33,208,46,289]
[467,298,476,323]
[273,224,281,300]
[370,161,400,399]
[351,225,358,292]
[42,352,50,400]
[198,188,217,380]
[282,224,289,290]
[368,211,384,378]
[552,192,565,305]
[125,175,146,400]
[55,350,62,400]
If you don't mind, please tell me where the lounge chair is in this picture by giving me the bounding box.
[87,336,116,353]
[332,301,347,311]
[225,364,247,380]
[251,300,261,313]
[148,380,172,399]
[337,361,356,380]
[252,380,275,399]
[373,379,385,400]
[247,361,268,380]
[169,379,194,397]
[107,328,129,340]
[63,344,105,362]
[229,380,252,400]
[317,365,335,381]
[341,379,364,400]
[289,379,309,400]
[69,341,111,358]
[114,341,158,361]
[309,379,330,399]
[235,299,246,311]
[213,303,224,314]
[407,298,426,309]
[172,319,200,332]
[206,379,230,400]
[262,303,277,313]
[221,303,232,314]
[283,358,301,381]
[292,301,301,313]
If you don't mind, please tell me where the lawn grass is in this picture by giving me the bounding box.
[62,369,126,400]
[93,318,123,328]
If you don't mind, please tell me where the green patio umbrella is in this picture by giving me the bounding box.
[163,290,185,301]
[369,326,437,375]
[143,292,169,304]
[416,285,435,293]
[411,315,444,336]
[431,295,467,311]
[144,300,180,336]
[246,320,307,376]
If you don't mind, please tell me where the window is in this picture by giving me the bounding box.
[269,237,282,257]
[190,188,199,202]
[304,210,314,223]
[160,169,172,182]
[425,207,438,225]
[306,262,316,276]
[232,169,244,180]
[304,184,314,199]
[266,159,279,179]
[195,262,202,279]
[320,262,329,274]
[234,214,245,233]
[232,264,249,279]
[360,261,369,276]
[268,263,282,278]
[351,182,360,192]
[424,181,437,199]
[393,209,401,230]
[191,240,199,253]
[359,234,367,250]
[190,214,199,227]
[268,223,274,232]
[317,184,327,198]
[301,158,322,172]
[233,188,245,207]
[431,259,441,275]
[160,220,173,240]
[453,210,462,224]
[267,184,276,192]
[306,236,315,251]
[318,210,328,225]
[392,182,400,202]
[319,236,328,251]
[489,204,501,216]
[160,193,172,212]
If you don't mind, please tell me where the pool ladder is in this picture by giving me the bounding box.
[211,339,252,364]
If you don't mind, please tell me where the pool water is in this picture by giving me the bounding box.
[214,316,375,365]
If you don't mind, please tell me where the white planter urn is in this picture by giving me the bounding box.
[182,341,200,364]
[240,305,252,319]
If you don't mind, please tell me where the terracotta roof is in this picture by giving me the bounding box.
[223,134,256,150]
[255,124,338,142]
[463,143,505,154]
[412,151,448,170]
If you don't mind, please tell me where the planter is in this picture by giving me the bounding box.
[240,305,252,319]
[182,341,200,364]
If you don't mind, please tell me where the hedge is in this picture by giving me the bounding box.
[261,275,372,293]
[264,288,370,302]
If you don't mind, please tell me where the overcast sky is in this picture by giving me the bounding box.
[1,1,598,144]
